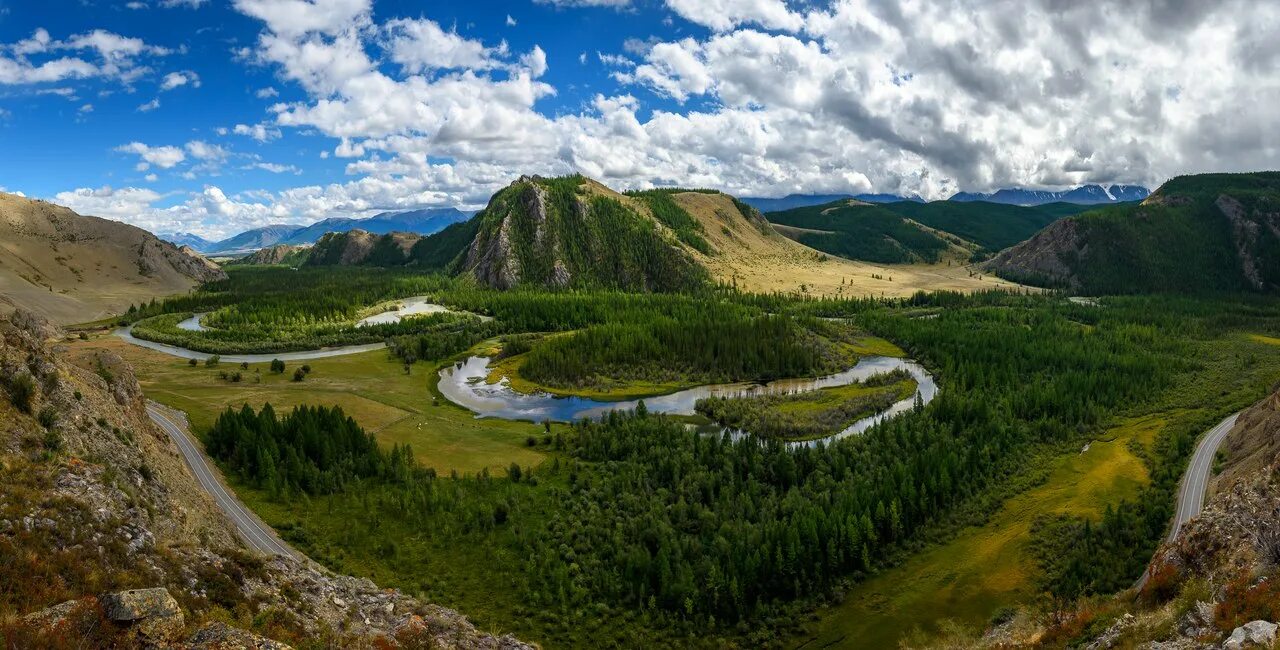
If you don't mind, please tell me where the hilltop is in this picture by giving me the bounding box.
[300,175,1016,297]
[0,192,225,325]
[987,171,1280,294]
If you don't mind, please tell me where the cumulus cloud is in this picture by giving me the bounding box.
[0,28,169,86]
[116,142,186,170]
[55,0,1280,238]
[160,70,200,90]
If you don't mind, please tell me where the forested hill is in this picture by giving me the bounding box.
[986,171,1280,294]
[765,199,1077,263]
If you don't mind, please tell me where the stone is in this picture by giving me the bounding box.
[99,587,184,644]
[187,621,294,649]
[21,598,92,630]
[1223,620,1278,650]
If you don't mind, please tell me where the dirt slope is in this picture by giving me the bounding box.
[0,192,225,324]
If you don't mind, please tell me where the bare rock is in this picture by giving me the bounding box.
[100,587,184,644]
[1086,613,1135,650]
[187,621,294,649]
[1223,620,1277,650]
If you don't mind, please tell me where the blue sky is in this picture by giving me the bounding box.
[0,0,1277,238]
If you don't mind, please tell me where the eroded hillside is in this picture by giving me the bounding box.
[0,192,225,324]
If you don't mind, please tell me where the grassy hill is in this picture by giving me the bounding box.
[766,199,1075,264]
[987,172,1280,294]
[0,191,226,324]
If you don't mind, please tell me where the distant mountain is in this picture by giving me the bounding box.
[206,224,305,255]
[159,232,213,250]
[741,193,924,212]
[950,184,1150,206]
[280,208,471,246]
[986,172,1280,294]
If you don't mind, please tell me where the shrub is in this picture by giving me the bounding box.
[78,332,89,340]
[205,355,221,367]
[37,406,58,429]
[270,359,285,374]
[188,358,198,367]
[301,364,311,374]
[1215,574,1280,631]
[292,368,305,382]
[7,372,35,413]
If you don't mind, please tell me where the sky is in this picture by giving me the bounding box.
[0,0,1277,239]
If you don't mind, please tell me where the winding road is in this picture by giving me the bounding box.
[145,401,300,560]
[1136,411,1241,588]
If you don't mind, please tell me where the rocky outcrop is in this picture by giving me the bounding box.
[306,230,422,266]
[984,216,1085,289]
[0,309,533,649]
[1224,620,1278,650]
[234,244,309,266]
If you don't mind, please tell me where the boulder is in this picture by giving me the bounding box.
[1223,620,1278,650]
[99,587,184,644]
[186,621,294,649]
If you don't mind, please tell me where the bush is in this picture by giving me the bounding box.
[292,368,306,382]
[301,364,311,374]
[205,354,221,367]
[7,372,35,413]
[188,358,198,367]
[270,359,285,374]
[37,406,58,429]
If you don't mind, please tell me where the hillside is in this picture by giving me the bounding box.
[986,172,1280,294]
[279,208,471,247]
[205,224,303,255]
[878,200,1066,252]
[0,310,531,648]
[741,192,923,212]
[0,192,225,325]
[230,243,311,266]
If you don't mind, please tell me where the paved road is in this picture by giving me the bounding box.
[145,402,300,560]
[1136,411,1240,588]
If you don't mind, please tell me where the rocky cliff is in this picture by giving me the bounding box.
[0,310,532,649]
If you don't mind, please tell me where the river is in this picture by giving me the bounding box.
[437,355,937,445]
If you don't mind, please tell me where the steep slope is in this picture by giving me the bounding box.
[0,192,226,325]
[741,193,924,212]
[987,172,1280,293]
[0,310,531,648]
[307,230,423,267]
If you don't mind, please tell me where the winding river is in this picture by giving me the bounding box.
[437,355,937,445]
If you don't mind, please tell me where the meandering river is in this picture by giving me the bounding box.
[437,355,937,445]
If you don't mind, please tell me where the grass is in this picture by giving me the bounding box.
[71,336,557,475]
[805,414,1167,648]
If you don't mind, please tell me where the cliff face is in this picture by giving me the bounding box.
[0,310,532,649]
[0,192,226,324]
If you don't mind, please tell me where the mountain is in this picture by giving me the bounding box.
[986,172,1280,294]
[206,224,304,255]
[765,198,1067,263]
[950,184,1151,206]
[741,193,924,212]
[0,191,226,324]
[158,231,212,250]
[280,208,471,246]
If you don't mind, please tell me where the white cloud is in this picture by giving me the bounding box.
[383,18,507,73]
[232,122,282,141]
[534,0,632,6]
[0,28,169,86]
[251,162,300,174]
[160,70,200,90]
[255,86,279,98]
[184,140,228,161]
[663,0,802,32]
[116,142,186,169]
[506,15,517,27]
[138,98,160,111]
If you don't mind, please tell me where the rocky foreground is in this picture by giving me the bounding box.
[0,309,533,649]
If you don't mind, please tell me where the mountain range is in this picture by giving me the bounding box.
[162,207,473,255]
[743,184,1150,213]
[949,184,1151,205]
